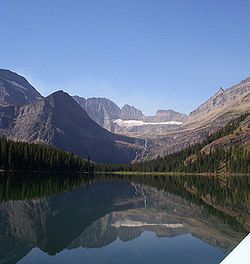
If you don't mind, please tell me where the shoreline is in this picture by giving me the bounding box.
[0,169,249,177]
[109,171,250,177]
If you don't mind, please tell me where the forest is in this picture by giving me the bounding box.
[0,137,94,172]
[97,112,250,174]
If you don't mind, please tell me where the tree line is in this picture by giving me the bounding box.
[0,112,249,173]
[97,112,250,174]
[0,137,94,172]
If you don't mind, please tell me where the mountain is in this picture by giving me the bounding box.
[128,113,250,174]
[0,69,42,105]
[73,95,186,135]
[200,113,250,155]
[145,77,250,159]
[1,69,248,164]
[72,96,120,131]
[0,91,143,163]
[185,77,250,130]
[148,109,187,122]
[120,104,144,120]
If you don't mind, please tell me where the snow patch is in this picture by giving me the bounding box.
[113,119,182,128]
[9,81,28,91]
[0,76,28,91]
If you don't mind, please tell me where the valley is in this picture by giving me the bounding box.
[1,3,250,264]
[0,69,249,167]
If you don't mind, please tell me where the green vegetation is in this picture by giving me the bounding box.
[0,113,249,174]
[0,137,94,172]
[97,113,250,174]
[126,145,249,174]
[204,112,249,144]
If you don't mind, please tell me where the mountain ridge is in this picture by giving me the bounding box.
[72,95,187,134]
[0,90,144,163]
[144,77,250,159]
[0,69,42,106]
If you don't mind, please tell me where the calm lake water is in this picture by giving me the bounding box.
[0,172,249,264]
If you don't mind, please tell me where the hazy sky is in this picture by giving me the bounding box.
[0,0,250,115]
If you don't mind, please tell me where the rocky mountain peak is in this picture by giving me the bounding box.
[47,90,74,103]
[120,104,144,120]
[72,96,121,131]
[154,109,187,122]
[0,69,42,105]
[238,76,250,85]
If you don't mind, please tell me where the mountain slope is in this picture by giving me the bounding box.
[126,113,250,173]
[185,77,250,130]
[0,69,42,105]
[146,77,250,159]
[0,91,143,163]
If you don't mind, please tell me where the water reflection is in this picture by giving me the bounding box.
[0,172,249,264]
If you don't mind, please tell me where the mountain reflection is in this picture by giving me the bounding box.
[0,172,249,264]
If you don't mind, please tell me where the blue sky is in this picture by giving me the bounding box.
[0,0,250,115]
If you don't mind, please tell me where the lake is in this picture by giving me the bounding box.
[0,172,249,264]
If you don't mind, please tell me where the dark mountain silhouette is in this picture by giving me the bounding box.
[0,90,143,163]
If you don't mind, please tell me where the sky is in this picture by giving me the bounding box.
[0,0,250,115]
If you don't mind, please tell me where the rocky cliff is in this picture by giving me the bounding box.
[120,104,144,120]
[72,96,121,131]
[0,69,42,106]
[149,109,187,122]
[73,95,186,135]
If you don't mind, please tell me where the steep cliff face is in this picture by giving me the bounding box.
[120,104,144,120]
[73,95,186,135]
[0,69,42,106]
[150,109,187,122]
[72,96,121,131]
[0,91,143,163]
